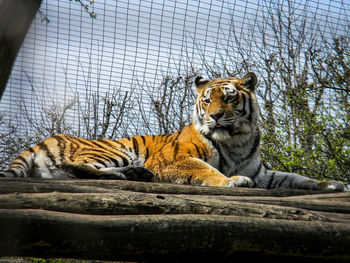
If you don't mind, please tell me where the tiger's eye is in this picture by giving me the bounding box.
[225,94,236,103]
[203,98,211,104]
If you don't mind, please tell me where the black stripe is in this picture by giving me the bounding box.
[54,136,66,162]
[260,168,267,188]
[247,92,254,122]
[275,175,289,188]
[110,153,128,167]
[39,143,57,166]
[93,152,121,167]
[212,80,228,85]
[144,148,150,162]
[61,135,79,158]
[164,134,172,143]
[192,142,202,159]
[173,141,179,159]
[132,137,139,156]
[114,144,133,160]
[75,137,96,147]
[121,155,129,166]
[241,93,247,116]
[108,156,121,167]
[99,139,117,149]
[80,151,128,167]
[141,136,146,145]
[251,162,262,182]
[216,145,225,173]
[81,148,108,154]
[114,140,127,149]
[172,127,184,142]
[140,136,149,162]
[241,131,260,162]
[105,141,132,162]
[196,101,202,117]
[266,171,276,189]
[90,140,109,149]
[68,139,80,160]
[94,140,129,162]
[76,141,131,163]
[288,177,297,189]
[96,151,129,168]
[201,145,208,162]
[271,174,281,189]
[156,133,178,156]
[89,157,108,167]
[20,170,26,177]
[15,156,30,168]
[6,169,18,177]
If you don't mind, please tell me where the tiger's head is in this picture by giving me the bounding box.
[193,72,259,142]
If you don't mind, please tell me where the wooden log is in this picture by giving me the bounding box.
[0,179,117,194]
[0,177,332,196]
[0,178,349,261]
[1,178,349,222]
[214,193,350,213]
[0,209,349,262]
[0,191,343,222]
[1,178,349,217]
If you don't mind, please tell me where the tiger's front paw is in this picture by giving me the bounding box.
[226,175,254,188]
[318,181,345,192]
[122,167,154,182]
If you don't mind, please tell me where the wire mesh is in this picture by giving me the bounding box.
[1,0,349,138]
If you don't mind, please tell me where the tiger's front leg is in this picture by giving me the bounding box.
[147,156,253,187]
[58,163,154,182]
[254,168,345,191]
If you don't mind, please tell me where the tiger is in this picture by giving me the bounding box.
[0,72,344,191]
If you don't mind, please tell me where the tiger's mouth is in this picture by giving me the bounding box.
[211,123,243,136]
[212,124,233,133]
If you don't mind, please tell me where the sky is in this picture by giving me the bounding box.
[1,0,349,137]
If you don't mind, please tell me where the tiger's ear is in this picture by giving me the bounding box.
[195,76,210,93]
[241,72,258,91]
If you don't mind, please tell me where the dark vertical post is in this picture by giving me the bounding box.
[0,0,42,100]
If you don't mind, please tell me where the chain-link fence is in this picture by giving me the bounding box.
[1,0,349,182]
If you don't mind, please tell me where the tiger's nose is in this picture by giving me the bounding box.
[210,112,224,121]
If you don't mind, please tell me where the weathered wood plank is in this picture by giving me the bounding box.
[0,177,349,262]
[0,177,334,196]
[0,180,117,194]
[1,209,349,262]
[0,191,343,222]
[194,193,350,213]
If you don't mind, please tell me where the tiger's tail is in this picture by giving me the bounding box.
[0,149,35,177]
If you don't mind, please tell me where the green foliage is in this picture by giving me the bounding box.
[260,106,350,182]
[259,36,350,183]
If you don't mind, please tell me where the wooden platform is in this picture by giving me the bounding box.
[0,178,349,262]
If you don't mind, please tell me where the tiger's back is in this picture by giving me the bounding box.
[3,133,163,179]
